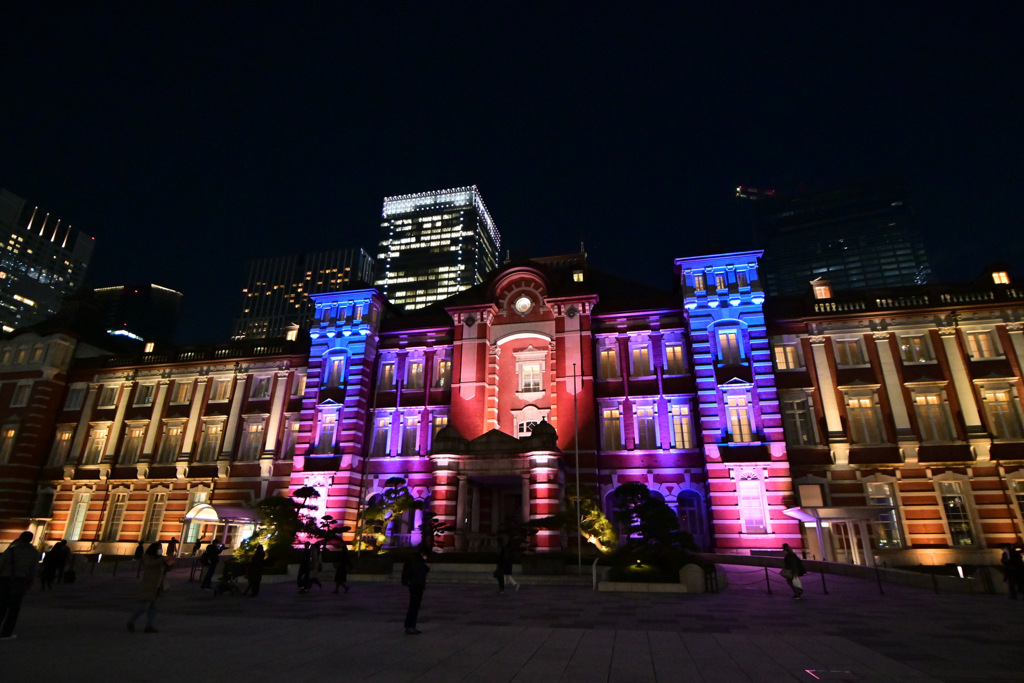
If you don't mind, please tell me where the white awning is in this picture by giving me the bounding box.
[183,504,259,524]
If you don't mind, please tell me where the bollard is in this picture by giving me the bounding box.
[765,566,773,595]
[820,570,828,595]
[875,565,885,595]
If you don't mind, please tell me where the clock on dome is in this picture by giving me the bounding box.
[513,295,533,315]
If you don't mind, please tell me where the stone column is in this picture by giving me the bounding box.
[809,336,848,465]
[872,333,913,438]
[455,475,468,551]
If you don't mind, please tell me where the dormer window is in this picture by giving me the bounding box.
[813,283,832,300]
[993,271,1010,285]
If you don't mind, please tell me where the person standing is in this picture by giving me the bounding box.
[52,541,70,585]
[781,543,806,599]
[245,545,265,597]
[0,531,41,640]
[166,537,178,558]
[1001,543,1024,599]
[200,542,222,590]
[401,546,431,635]
[297,542,313,593]
[495,538,519,594]
[127,542,175,633]
[332,542,352,594]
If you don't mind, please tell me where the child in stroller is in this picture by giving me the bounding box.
[213,561,245,596]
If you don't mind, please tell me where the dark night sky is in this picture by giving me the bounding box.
[3,3,1022,343]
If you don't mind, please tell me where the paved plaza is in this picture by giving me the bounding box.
[1,561,1021,682]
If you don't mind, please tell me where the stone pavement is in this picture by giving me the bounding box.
[1,561,1021,682]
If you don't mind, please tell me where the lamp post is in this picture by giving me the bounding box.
[574,362,581,575]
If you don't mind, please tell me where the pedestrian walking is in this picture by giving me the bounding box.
[781,543,806,599]
[127,542,175,633]
[166,537,178,558]
[332,543,352,594]
[495,537,519,593]
[200,542,222,590]
[52,541,70,584]
[39,545,59,591]
[244,545,265,597]
[401,546,431,635]
[0,531,42,640]
[1001,542,1024,599]
[133,542,145,563]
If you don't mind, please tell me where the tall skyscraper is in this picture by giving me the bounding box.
[374,186,500,310]
[0,189,94,333]
[749,180,932,296]
[232,249,374,340]
[92,283,183,347]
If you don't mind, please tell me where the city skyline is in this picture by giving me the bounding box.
[2,4,1021,343]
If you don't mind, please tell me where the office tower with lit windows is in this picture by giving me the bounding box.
[232,249,374,340]
[750,180,932,296]
[92,283,183,347]
[374,186,501,310]
[0,189,94,333]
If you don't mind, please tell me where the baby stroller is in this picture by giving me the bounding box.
[213,561,245,596]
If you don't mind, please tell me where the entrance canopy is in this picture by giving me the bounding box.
[783,506,882,524]
[184,504,260,524]
[784,506,884,567]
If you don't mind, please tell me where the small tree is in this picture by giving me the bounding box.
[361,477,422,550]
[610,482,696,578]
[534,484,616,554]
[235,495,304,564]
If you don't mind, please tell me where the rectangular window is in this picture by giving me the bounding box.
[240,423,264,460]
[379,363,395,391]
[282,421,299,459]
[665,344,685,375]
[634,406,656,449]
[981,388,1023,439]
[157,425,183,463]
[407,362,424,390]
[835,339,865,366]
[435,360,451,388]
[134,384,155,406]
[84,427,109,465]
[10,384,30,407]
[141,492,167,542]
[774,344,801,370]
[728,395,753,442]
[602,408,622,450]
[631,346,651,377]
[197,423,223,462]
[0,426,16,464]
[938,481,975,546]
[782,394,818,447]
[401,415,419,456]
[1012,480,1024,521]
[372,417,390,457]
[846,394,884,444]
[736,271,749,288]
[866,482,902,549]
[599,348,619,379]
[49,427,74,466]
[184,489,209,543]
[170,381,193,404]
[670,404,693,449]
[65,386,86,411]
[314,415,335,455]
[433,415,448,435]
[519,362,542,392]
[291,375,306,398]
[738,480,767,534]
[900,335,933,363]
[251,376,272,399]
[913,393,953,442]
[102,492,128,541]
[66,491,91,541]
[121,426,146,464]
[324,357,344,388]
[97,385,118,408]
[966,331,998,359]
[209,379,232,402]
[718,330,741,365]
[693,273,706,291]
[715,274,727,290]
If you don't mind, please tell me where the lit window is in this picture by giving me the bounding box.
[665,344,686,375]
[170,381,193,404]
[209,379,232,402]
[938,481,975,546]
[912,392,953,442]
[670,404,693,448]
[738,479,767,534]
[197,422,223,462]
[992,271,1010,285]
[715,274,727,290]
[631,345,651,377]
[965,330,999,359]
[157,424,184,463]
[599,348,619,379]
[435,360,451,388]
[84,426,109,465]
[602,408,622,450]
[134,384,155,406]
[401,415,419,456]
[693,273,706,291]
[900,335,933,363]
[981,387,1023,439]
[97,385,118,408]
[835,339,865,366]
[49,427,74,466]
[121,426,146,464]
[407,361,424,390]
[141,491,168,542]
[846,393,885,444]
[102,492,128,541]
[728,394,753,442]
[379,363,396,391]
[736,271,748,288]
[372,416,390,457]
[813,284,832,299]
[323,355,345,389]
[519,362,543,393]
[0,425,16,464]
[781,393,818,447]
[240,422,265,460]
[774,343,801,370]
[717,330,742,365]
[251,376,272,399]
[66,490,92,541]
[866,482,902,549]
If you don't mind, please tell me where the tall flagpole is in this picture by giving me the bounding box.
[574,362,581,574]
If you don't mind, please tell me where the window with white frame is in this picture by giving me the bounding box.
[781,392,818,447]
[631,344,652,377]
[97,385,118,408]
[379,362,396,391]
[693,273,706,291]
[435,359,451,388]
[912,391,954,442]
[49,426,75,466]
[518,362,543,393]
[323,355,345,388]
[141,491,168,542]
[0,348,11,365]
[134,383,155,406]
[66,490,91,541]
[965,330,999,359]
[602,407,622,450]
[157,423,184,463]
[102,491,129,541]
[517,420,538,438]
[291,374,306,397]
[239,421,265,461]
[599,347,619,379]
[197,421,224,462]
[981,386,1023,439]
[845,392,885,444]
[29,346,43,362]
[665,344,686,375]
[900,334,934,363]
[65,385,86,410]
[407,361,424,390]
[773,343,802,370]
[634,406,657,449]
[433,414,448,435]
[83,425,110,465]
[314,414,336,455]
[121,425,146,464]
[938,480,975,546]
[170,381,193,404]
[835,338,865,366]
[250,376,272,399]
[727,394,754,442]
[717,329,742,365]
[10,383,31,407]
[209,378,232,402]
[715,273,728,290]
[401,415,419,456]
[813,283,832,300]
[0,424,16,464]
[371,416,390,457]
[670,404,694,449]
[184,488,210,543]
[737,477,767,534]
[866,482,903,549]
[281,420,299,459]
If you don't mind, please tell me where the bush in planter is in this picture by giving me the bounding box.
[606,482,699,582]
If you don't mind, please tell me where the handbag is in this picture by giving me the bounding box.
[780,568,793,580]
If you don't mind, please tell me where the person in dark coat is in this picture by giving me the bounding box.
[134,542,145,563]
[495,537,519,593]
[781,543,806,599]
[0,531,41,639]
[1001,543,1024,599]
[40,545,59,591]
[297,542,313,593]
[402,546,431,635]
[127,542,175,633]
[166,537,178,558]
[200,542,222,590]
[52,541,70,584]
[244,545,266,597]
[332,543,352,594]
